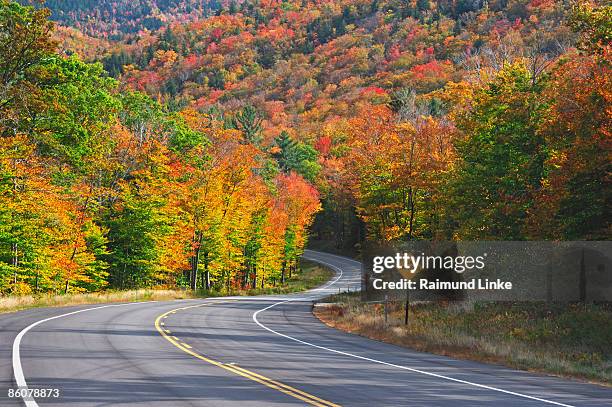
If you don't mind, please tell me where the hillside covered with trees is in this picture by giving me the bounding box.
[97,0,610,244]
[1,0,321,295]
[0,0,609,295]
[19,0,225,39]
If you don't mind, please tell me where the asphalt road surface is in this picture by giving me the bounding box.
[1,250,611,406]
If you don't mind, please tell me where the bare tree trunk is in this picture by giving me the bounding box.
[404,289,410,325]
[190,231,202,290]
[252,264,257,289]
[261,262,265,289]
[242,265,248,289]
[203,252,210,290]
[12,242,18,284]
[11,159,18,286]
[281,260,286,284]
[408,187,416,240]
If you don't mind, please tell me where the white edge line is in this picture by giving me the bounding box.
[253,254,576,407]
[12,301,157,407]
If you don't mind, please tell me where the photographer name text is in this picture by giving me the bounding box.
[372,278,512,291]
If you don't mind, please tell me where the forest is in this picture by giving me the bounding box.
[1,0,610,295]
[21,0,225,39]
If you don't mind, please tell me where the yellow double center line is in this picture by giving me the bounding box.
[154,302,340,407]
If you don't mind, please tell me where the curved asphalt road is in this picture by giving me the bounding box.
[1,250,611,406]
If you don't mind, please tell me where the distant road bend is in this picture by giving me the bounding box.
[2,250,611,406]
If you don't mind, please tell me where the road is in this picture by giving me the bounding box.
[1,250,610,406]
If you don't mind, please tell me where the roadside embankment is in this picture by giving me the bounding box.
[314,293,612,385]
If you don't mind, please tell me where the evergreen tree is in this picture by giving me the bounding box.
[229,105,264,145]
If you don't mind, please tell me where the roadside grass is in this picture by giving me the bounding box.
[0,260,332,314]
[0,289,198,314]
[315,293,612,385]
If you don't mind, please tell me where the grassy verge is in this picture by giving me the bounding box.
[0,260,332,314]
[0,289,198,314]
[314,293,612,385]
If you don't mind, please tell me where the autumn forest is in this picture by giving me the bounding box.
[1,0,609,295]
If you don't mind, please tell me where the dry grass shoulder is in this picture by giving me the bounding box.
[0,260,332,314]
[314,293,612,386]
[0,289,198,314]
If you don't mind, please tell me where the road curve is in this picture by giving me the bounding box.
[1,250,610,406]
